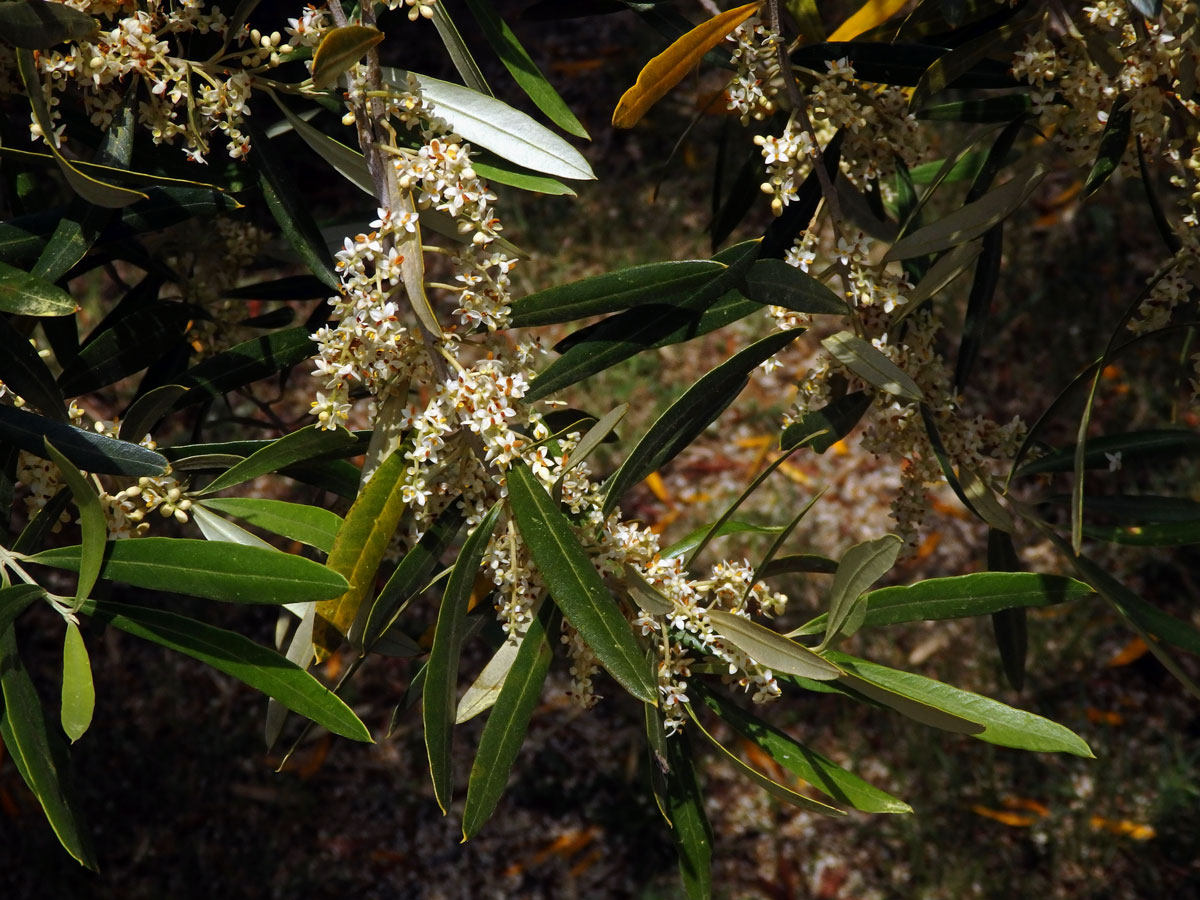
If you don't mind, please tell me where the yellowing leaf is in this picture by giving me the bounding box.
[828,0,910,42]
[612,1,761,129]
[312,25,384,90]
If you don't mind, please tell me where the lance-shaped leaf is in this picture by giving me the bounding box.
[987,528,1028,690]
[828,0,909,41]
[821,331,923,400]
[904,241,982,310]
[0,584,45,632]
[827,651,1094,755]
[0,260,75,316]
[0,313,67,419]
[663,519,785,559]
[761,554,838,577]
[430,0,491,95]
[273,99,374,197]
[57,302,193,396]
[16,50,145,208]
[508,463,657,703]
[424,502,504,812]
[200,425,360,495]
[77,598,371,741]
[707,610,842,680]
[917,94,1033,123]
[663,728,713,900]
[311,25,384,89]
[820,534,902,649]
[740,258,846,315]
[0,404,167,475]
[623,564,674,616]
[0,628,97,869]
[199,497,343,554]
[687,704,845,816]
[695,683,910,813]
[118,384,185,442]
[31,538,349,604]
[1016,429,1200,476]
[780,390,873,453]
[456,623,528,724]
[952,226,1002,390]
[385,69,593,181]
[314,450,409,655]
[463,0,588,138]
[555,404,627,495]
[462,600,555,839]
[43,439,105,608]
[792,571,1093,636]
[509,259,725,328]
[471,157,574,196]
[360,501,464,650]
[60,620,94,743]
[0,0,98,47]
[603,328,804,513]
[174,327,316,405]
[1084,95,1132,196]
[612,1,761,128]
[884,164,1046,261]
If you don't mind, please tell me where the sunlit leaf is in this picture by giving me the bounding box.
[425,501,504,812]
[175,327,316,405]
[663,519,785,559]
[462,600,554,839]
[311,25,384,89]
[77,598,371,741]
[59,621,94,743]
[508,462,657,703]
[0,260,75,316]
[821,330,923,400]
[31,538,349,605]
[199,497,343,554]
[385,69,594,180]
[613,1,761,129]
[828,0,909,41]
[430,0,492,95]
[707,610,842,679]
[201,425,360,495]
[43,439,105,608]
[695,683,911,813]
[821,534,902,649]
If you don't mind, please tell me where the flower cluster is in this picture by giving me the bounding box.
[725,18,782,123]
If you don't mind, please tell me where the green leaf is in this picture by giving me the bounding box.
[311,25,384,90]
[826,651,1094,755]
[904,240,982,310]
[59,620,94,743]
[821,331,923,400]
[706,610,843,680]
[174,327,317,405]
[953,225,1003,391]
[429,0,492,96]
[199,497,343,554]
[42,439,105,608]
[555,403,628,492]
[384,69,594,181]
[57,302,192,396]
[200,425,360,495]
[246,118,340,292]
[0,584,45,633]
[0,0,98,48]
[0,628,97,869]
[424,501,504,812]
[780,390,872,453]
[884,164,1045,261]
[694,683,911,814]
[77,597,371,741]
[916,94,1032,123]
[0,313,67,418]
[662,519,785,559]
[462,599,555,839]
[0,260,75,316]
[1016,429,1200,476]
[463,0,588,138]
[360,501,464,650]
[760,553,838,577]
[0,404,167,475]
[314,450,409,654]
[272,100,374,198]
[663,728,712,900]
[508,462,657,703]
[1083,95,1132,197]
[509,259,725,328]
[987,528,1027,690]
[118,384,186,442]
[821,535,902,649]
[31,538,349,605]
[622,564,674,616]
[740,258,846,314]
[908,10,1036,112]
[792,571,1093,636]
[470,157,575,196]
[16,49,146,209]
[190,505,275,551]
[603,328,805,513]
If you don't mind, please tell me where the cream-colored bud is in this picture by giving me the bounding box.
[270,31,281,45]
[174,509,189,524]
[166,487,182,503]
[250,28,261,44]
[159,504,175,518]
[176,498,193,511]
